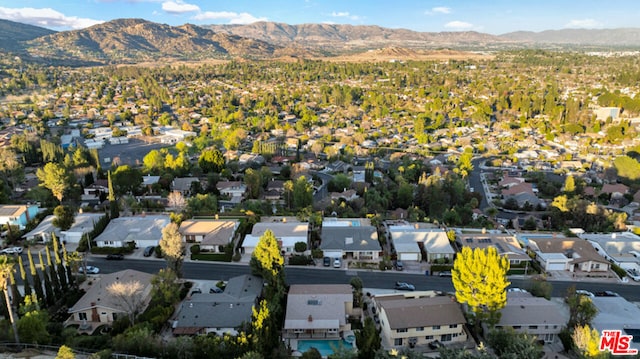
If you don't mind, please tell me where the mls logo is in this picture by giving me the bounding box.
[599,330,638,355]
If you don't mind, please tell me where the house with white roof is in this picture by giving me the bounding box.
[179,219,239,252]
[0,204,39,230]
[591,296,640,353]
[242,219,309,257]
[22,212,105,244]
[320,225,381,261]
[94,215,170,248]
[388,224,455,262]
[579,232,640,270]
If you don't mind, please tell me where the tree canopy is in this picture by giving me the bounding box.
[36,162,70,203]
[452,246,510,328]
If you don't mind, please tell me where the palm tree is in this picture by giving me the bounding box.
[0,255,20,344]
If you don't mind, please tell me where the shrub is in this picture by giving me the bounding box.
[430,264,453,273]
[288,255,315,266]
[191,244,201,255]
[232,252,242,262]
[611,263,627,279]
[311,248,324,258]
[294,241,308,253]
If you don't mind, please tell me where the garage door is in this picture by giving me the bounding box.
[546,262,565,271]
[399,253,420,261]
[323,251,343,259]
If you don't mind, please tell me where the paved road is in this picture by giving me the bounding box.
[89,258,640,301]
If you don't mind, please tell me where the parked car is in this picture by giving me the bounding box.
[191,288,202,296]
[507,287,529,293]
[575,290,595,298]
[595,291,619,297]
[106,253,124,260]
[1,247,23,255]
[79,266,99,274]
[626,269,640,281]
[394,281,415,291]
[428,340,444,350]
[333,258,341,268]
[323,257,331,267]
[438,271,452,277]
[395,260,404,271]
[143,246,155,257]
[209,287,223,294]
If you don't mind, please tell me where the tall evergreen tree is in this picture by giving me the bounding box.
[45,246,62,299]
[27,249,44,305]
[39,251,55,306]
[108,170,119,218]
[17,256,31,297]
[52,234,68,292]
[61,243,75,290]
[9,270,23,314]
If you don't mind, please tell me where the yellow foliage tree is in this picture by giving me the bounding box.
[56,345,75,359]
[572,324,601,358]
[452,246,510,328]
[250,229,283,279]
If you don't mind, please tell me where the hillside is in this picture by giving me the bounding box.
[500,28,640,47]
[0,19,56,52]
[23,18,277,63]
[205,22,509,52]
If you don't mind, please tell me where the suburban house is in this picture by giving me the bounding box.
[320,222,381,261]
[0,204,39,230]
[388,224,455,263]
[172,275,262,336]
[591,296,640,353]
[217,181,248,205]
[374,293,467,349]
[65,269,153,334]
[527,237,610,273]
[579,232,640,269]
[94,215,170,248]
[242,219,309,257]
[457,232,531,265]
[284,284,356,353]
[23,212,104,244]
[179,219,239,252]
[490,292,567,344]
[171,177,200,196]
[263,179,286,201]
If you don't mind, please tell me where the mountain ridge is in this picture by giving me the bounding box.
[2,18,640,66]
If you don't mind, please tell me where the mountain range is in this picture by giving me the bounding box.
[2,18,640,65]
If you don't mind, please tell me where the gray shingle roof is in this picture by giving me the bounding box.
[320,226,380,251]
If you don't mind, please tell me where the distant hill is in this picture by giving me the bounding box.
[500,28,640,47]
[0,19,55,51]
[205,22,508,52]
[2,18,640,66]
[24,18,277,63]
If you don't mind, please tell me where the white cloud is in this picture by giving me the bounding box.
[330,11,361,20]
[162,1,200,14]
[444,20,473,30]
[0,6,103,29]
[564,18,602,29]
[192,11,267,24]
[426,6,451,15]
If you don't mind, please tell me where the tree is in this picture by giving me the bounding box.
[572,324,601,358]
[564,175,576,194]
[355,317,381,359]
[528,279,552,300]
[328,174,352,193]
[250,229,284,281]
[112,165,143,196]
[36,162,70,203]
[551,195,569,212]
[452,247,510,330]
[486,328,544,359]
[108,170,119,218]
[53,205,75,231]
[160,223,185,277]
[566,286,597,328]
[301,348,322,359]
[0,255,19,344]
[17,295,50,345]
[151,268,180,306]
[143,149,164,173]
[167,190,186,211]
[56,345,76,359]
[198,148,225,173]
[107,280,146,325]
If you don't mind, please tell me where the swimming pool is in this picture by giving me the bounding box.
[297,339,352,356]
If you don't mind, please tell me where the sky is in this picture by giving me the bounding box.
[0,0,639,35]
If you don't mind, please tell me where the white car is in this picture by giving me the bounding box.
[575,290,595,298]
[333,258,341,268]
[79,265,100,274]
[507,287,529,293]
[626,269,640,282]
[1,247,23,255]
